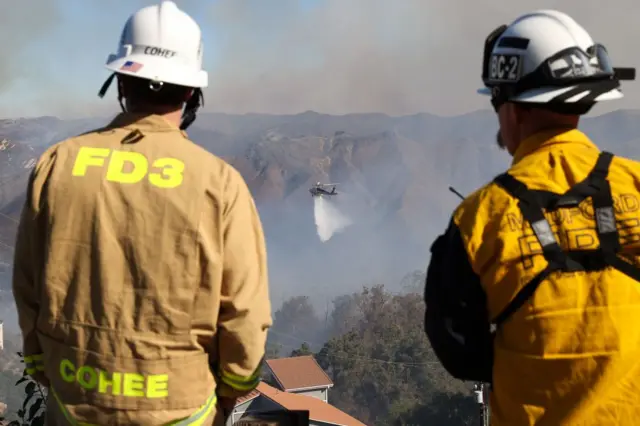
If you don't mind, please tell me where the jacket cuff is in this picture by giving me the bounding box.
[216,365,261,398]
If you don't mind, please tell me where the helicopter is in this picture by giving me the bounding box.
[309,182,339,197]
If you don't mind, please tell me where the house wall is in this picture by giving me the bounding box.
[290,388,327,402]
[228,396,284,426]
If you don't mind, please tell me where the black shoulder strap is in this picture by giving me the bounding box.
[492,174,577,327]
[589,152,620,255]
[490,151,627,328]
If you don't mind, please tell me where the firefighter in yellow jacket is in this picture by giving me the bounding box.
[12,2,272,424]
[424,10,640,426]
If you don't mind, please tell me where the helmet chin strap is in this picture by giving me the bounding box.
[180,88,203,130]
[98,73,204,128]
[98,73,126,112]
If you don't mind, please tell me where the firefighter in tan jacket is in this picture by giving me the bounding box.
[12,2,272,424]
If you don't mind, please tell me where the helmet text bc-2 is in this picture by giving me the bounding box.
[97,1,208,129]
[478,10,636,113]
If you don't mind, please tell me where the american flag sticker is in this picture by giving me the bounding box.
[120,61,143,72]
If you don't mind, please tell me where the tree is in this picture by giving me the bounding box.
[265,341,282,359]
[0,338,25,413]
[269,295,324,353]
[325,293,363,339]
[0,353,46,426]
[399,269,426,295]
[273,295,320,336]
[316,285,471,425]
[401,392,477,425]
[290,342,313,357]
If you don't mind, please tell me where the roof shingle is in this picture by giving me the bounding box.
[265,355,333,391]
[235,388,261,405]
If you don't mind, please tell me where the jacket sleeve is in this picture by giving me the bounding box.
[215,170,272,398]
[424,218,493,383]
[12,154,55,387]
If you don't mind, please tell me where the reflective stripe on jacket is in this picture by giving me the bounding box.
[425,128,640,425]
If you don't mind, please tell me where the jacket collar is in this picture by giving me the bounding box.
[105,113,187,137]
[512,128,599,165]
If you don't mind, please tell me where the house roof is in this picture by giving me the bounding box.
[265,355,334,391]
[235,388,261,405]
[256,382,367,426]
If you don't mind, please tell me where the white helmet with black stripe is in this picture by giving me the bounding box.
[478,10,635,113]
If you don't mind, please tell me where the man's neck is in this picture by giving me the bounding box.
[126,105,183,128]
[155,109,183,128]
[519,112,579,143]
[520,123,577,142]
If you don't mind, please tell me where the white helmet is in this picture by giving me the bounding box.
[106,0,206,88]
[479,10,635,113]
[98,1,207,129]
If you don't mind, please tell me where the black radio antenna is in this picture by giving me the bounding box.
[448,186,465,200]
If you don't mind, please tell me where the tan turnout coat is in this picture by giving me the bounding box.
[13,113,272,425]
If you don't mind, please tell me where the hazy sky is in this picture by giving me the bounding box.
[1,0,640,118]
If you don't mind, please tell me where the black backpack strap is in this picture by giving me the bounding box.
[491,173,584,327]
[588,152,620,255]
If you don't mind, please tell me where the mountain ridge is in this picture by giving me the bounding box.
[2,108,640,312]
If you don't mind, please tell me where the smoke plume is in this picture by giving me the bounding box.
[4,0,640,117]
[0,0,60,92]
[203,0,640,115]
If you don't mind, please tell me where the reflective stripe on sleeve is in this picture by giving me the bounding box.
[219,367,261,392]
[24,353,45,376]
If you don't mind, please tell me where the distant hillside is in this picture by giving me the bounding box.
[2,109,640,307]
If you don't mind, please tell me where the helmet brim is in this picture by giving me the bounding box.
[476,85,623,102]
[106,54,208,88]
